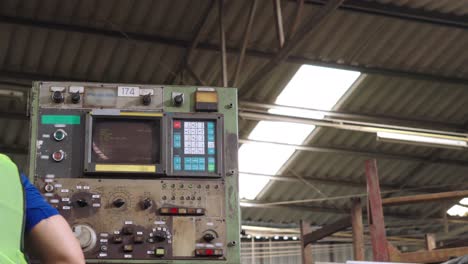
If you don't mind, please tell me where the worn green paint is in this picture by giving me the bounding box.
[41,115,81,125]
[164,86,241,264]
[28,83,241,264]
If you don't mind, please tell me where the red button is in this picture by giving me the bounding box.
[173,121,181,129]
[169,208,178,214]
[205,249,214,255]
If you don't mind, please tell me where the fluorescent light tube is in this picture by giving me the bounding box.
[376,131,468,149]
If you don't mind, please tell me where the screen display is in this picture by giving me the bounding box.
[91,118,160,164]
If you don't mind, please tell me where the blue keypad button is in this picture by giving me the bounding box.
[208,128,214,135]
[174,133,181,148]
[184,158,192,171]
[192,158,199,165]
[199,158,205,170]
[192,164,199,171]
[174,156,181,170]
[207,122,214,129]
[208,134,215,141]
[208,157,215,164]
[208,148,215,155]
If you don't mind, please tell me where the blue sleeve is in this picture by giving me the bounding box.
[21,174,59,233]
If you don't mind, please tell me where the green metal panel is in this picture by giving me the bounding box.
[28,83,241,264]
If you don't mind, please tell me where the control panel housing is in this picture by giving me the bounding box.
[28,82,240,264]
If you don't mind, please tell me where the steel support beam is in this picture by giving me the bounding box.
[2,15,468,86]
[240,138,468,168]
[273,0,285,48]
[232,0,258,87]
[239,172,457,193]
[239,0,344,98]
[218,0,228,87]
[239,101,465,132]
[298,0,468,30]
[166,0,214,85]
[366,159,390,262]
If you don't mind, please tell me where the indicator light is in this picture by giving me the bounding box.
[173,121,181,129]
[51,150,65,162]
[53,129,67,141]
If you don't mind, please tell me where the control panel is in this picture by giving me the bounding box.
[28,82,240,263]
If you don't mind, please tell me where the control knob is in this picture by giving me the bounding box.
[51,91,64,104]
[141,198,152,210]
[113,198,126,208]
[173,93,184,106]
[71,92,81,104]
[154,230,167,242]
[76,199,88,208]
[142,94,152,106]
[203,233,216,243]
[72,224,97,252]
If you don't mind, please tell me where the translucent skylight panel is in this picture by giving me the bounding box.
[239,143,295,199]
[239,65,361,200]
[275,65,361,110]
[248,121,314,145]
[447,204,468,217]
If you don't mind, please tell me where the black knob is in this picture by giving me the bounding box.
[154,231,166,242]
[141,198,152,210]
[173,94,184,106]
[71,92,81,104]
[122,226,134,235]
[142,94,152,105]
[203,233,215,243]
[113,198,126,208]
[76,199,88,208]
[52,91,64,103]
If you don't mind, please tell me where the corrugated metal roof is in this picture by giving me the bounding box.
[1,0,468,238]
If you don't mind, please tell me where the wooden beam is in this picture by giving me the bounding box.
[366,159,390,262]
[300,221,313,264]
[425,233,436,251]
[391,246,468,263]
[351,198,365,261]
[382,190,468,206]
[302,217,351,246]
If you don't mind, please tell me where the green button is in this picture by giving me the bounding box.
[155,248,165,256]
[208,164,215,172]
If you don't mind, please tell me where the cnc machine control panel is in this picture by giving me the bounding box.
[28,82,240,264]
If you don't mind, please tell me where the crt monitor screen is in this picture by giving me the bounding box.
[91,118,161,164]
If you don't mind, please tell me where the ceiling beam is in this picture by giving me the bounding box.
[240,172,458,193]
[1,15,468,86]
[239,0,345,98]
[239,138,468,168]
[241,202,468,224]
[299,0,468,30]
[239,101,466,132]
[165,0,214,85]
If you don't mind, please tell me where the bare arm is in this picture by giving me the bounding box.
[26,215,85,264]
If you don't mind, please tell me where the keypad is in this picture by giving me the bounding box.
[172,119,217,174]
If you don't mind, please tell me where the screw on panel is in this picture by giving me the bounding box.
[228,241,237,247]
